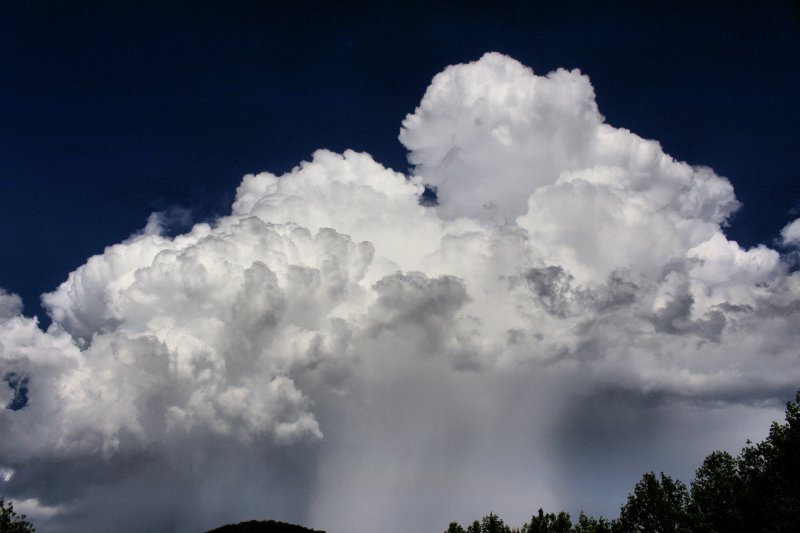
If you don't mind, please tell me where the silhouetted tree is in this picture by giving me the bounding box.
[467,520,482,533]
[737,390,800,532]
[614,472,690,533]
[573,512,613,533]
[688,450,744,532]
[0,498,35,533]
[522,508,572,533]
[480,512,511,533]
[445,522,467,533]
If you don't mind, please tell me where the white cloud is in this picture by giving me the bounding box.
[1,53,798,533]
[0,289,22,320]
[13,498,66,521]
[781,217,800,247]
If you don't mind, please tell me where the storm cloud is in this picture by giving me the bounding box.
[1,53,798,532]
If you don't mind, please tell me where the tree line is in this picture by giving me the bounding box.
[444,390,800,533]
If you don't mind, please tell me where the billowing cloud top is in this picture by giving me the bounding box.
[1,53,798,533]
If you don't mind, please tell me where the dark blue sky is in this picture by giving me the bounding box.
[2,1,799,322]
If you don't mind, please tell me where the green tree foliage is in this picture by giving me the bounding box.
[521,509,572,533]
[0,498,35,533]
[445,522,467,533]
[481,512,511,533]
[573,512,612,533]
[689,451,743,532]
[467,520,482,533]
[736,390,800,532]
[446,513,513,533]
[614,472,690,533]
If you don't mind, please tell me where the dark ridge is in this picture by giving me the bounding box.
[204,519,326,533]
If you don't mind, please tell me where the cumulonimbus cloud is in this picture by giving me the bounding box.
[1,53,798,532]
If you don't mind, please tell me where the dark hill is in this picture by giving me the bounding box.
[204,519,326,533]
